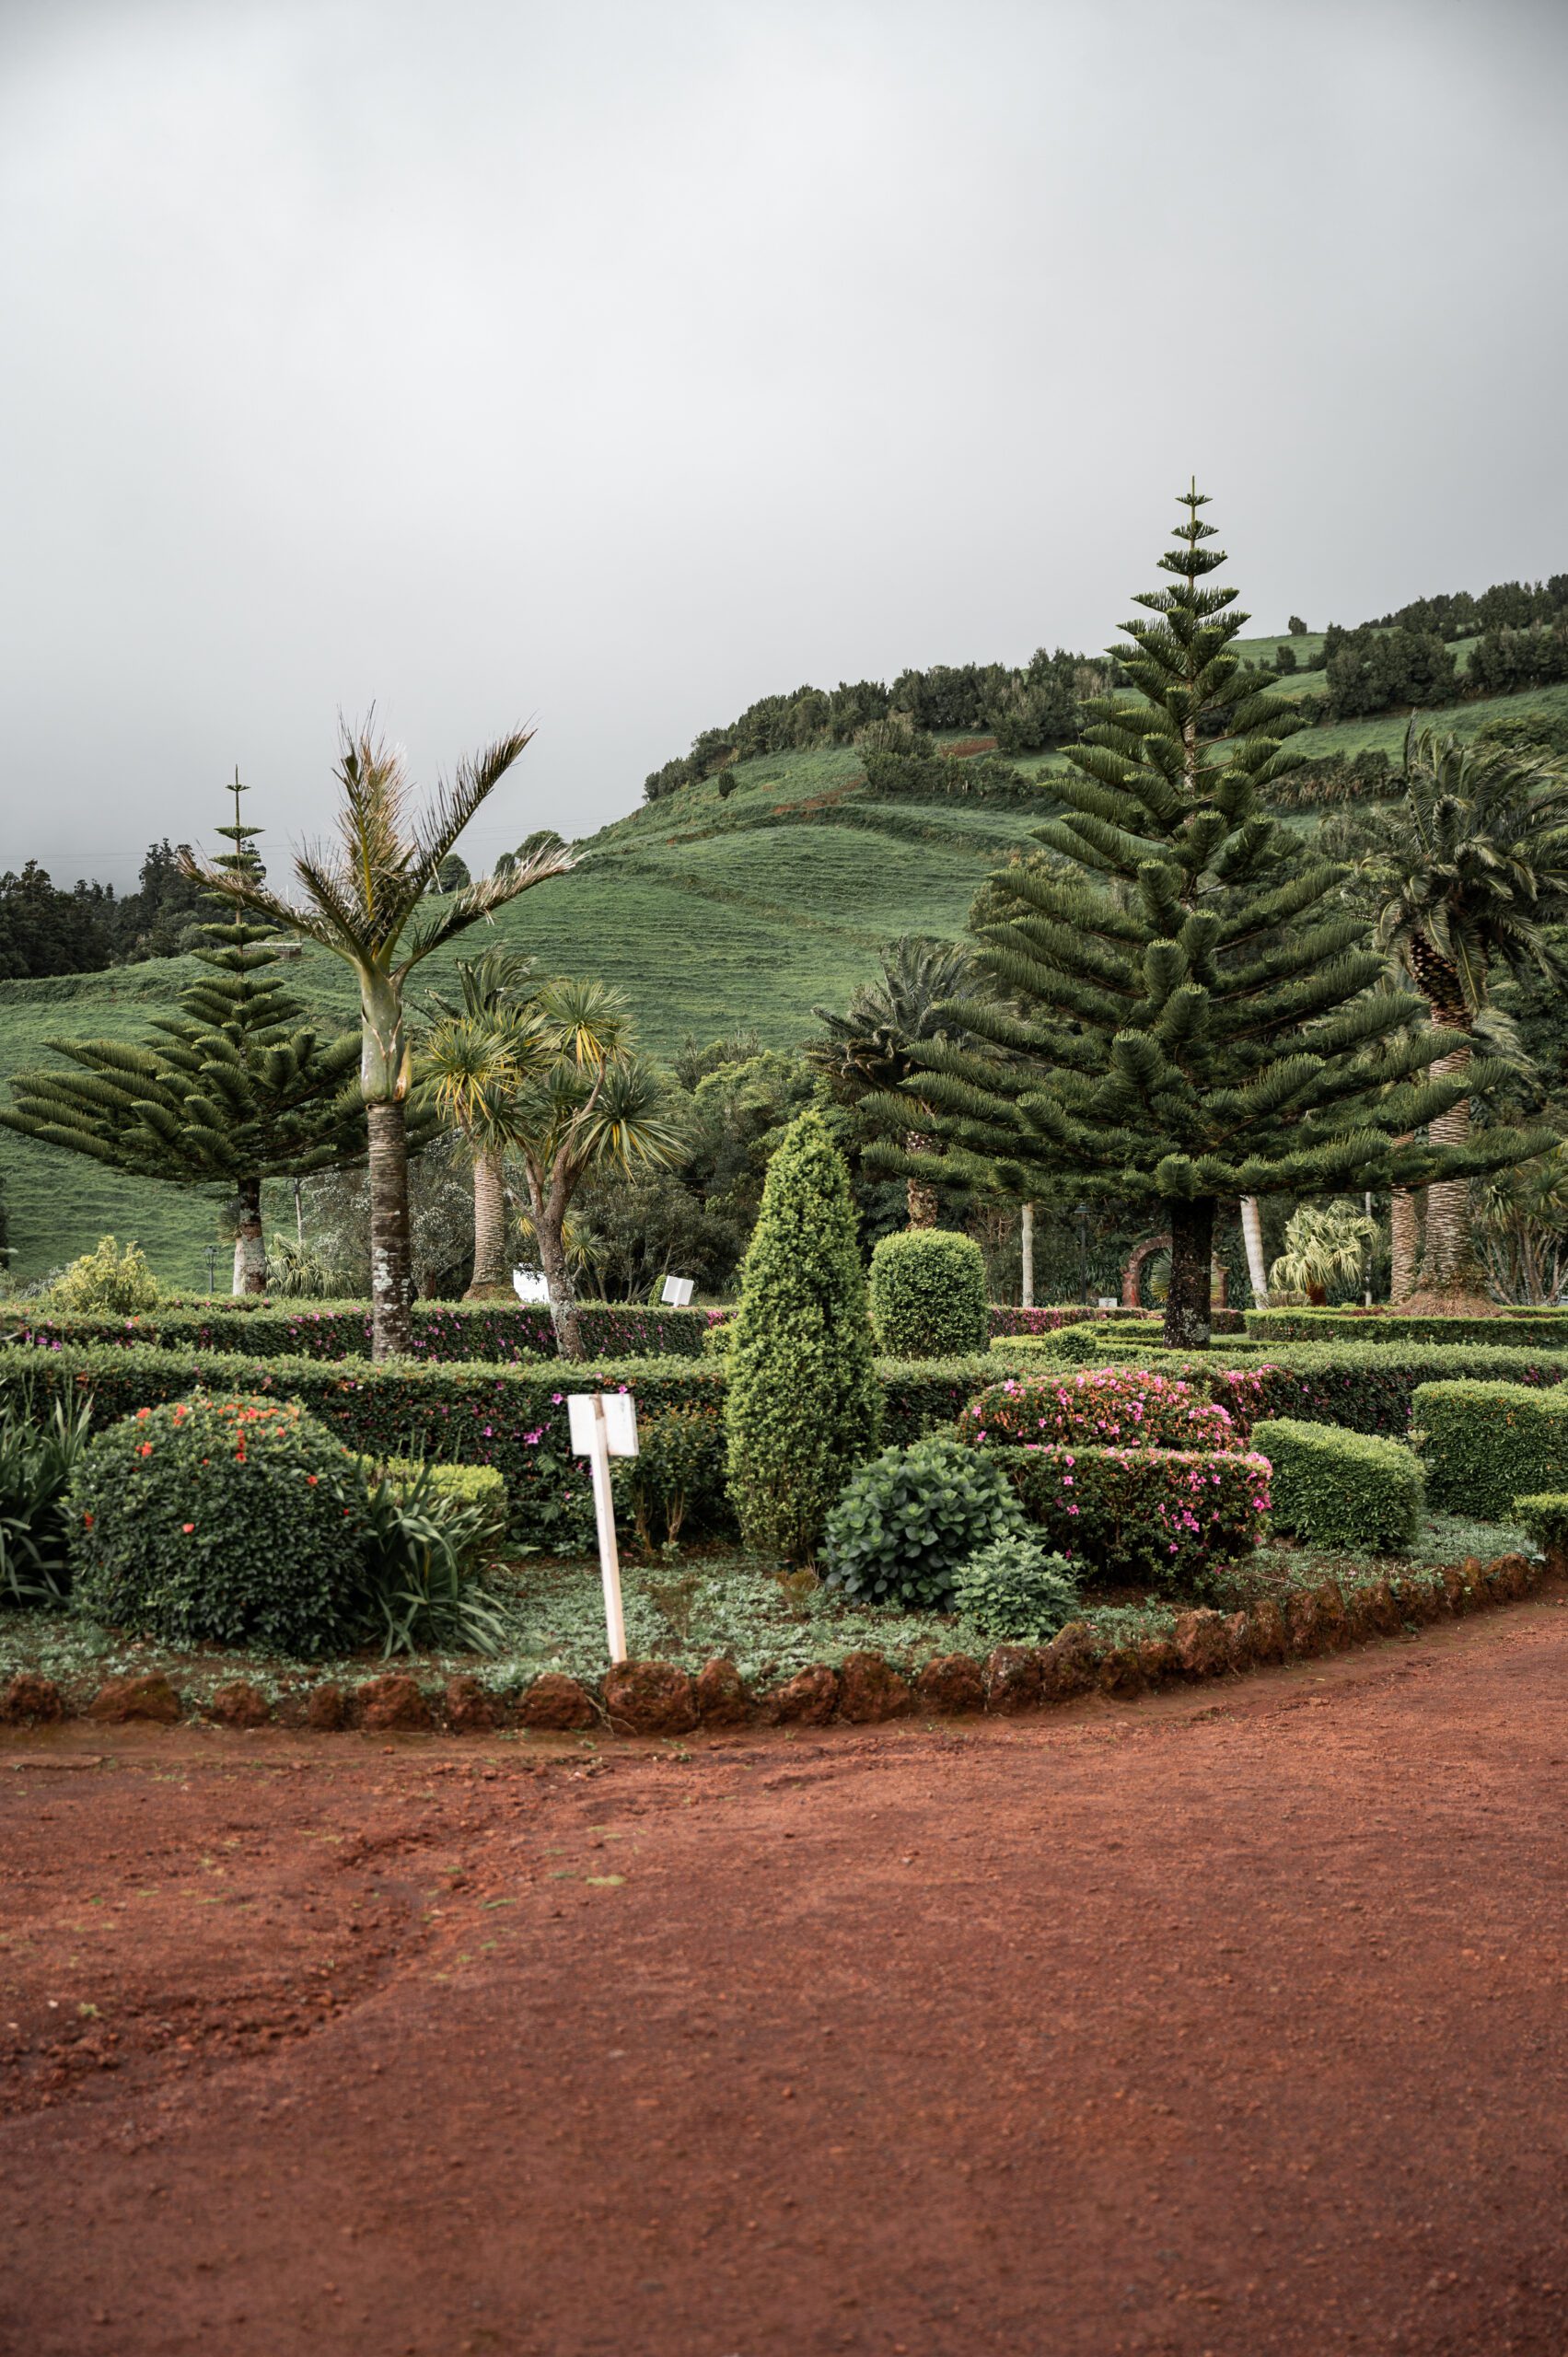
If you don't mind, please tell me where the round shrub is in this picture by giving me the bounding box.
[952,1534,1080,1641]
[868,1229,989,1359]
[70,1394,370,1655]
[963,1366,1244,1451]
[52,1236,161,1317]
[822,1434,1027,1608]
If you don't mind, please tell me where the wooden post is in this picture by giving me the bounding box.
[568,1391,638,1664]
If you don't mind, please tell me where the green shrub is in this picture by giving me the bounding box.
[618,1405,727,1550]
[357,1463,506,1656]
[726,1112,881,1561]
[1512,1493,1568,1554]
[0,1383,93,1608]
[823,1434,1026,1608]
[0,1298,717,1362]
[951,1534,1080,1640]
[1002,1444,1272,1587]
[69,1394,370,1655]
[1253,1418,1423,1551]
[868,1229,989,1359]
[1413,1380,1568,1517]
[358,1457,508,1537]
[51,1236,161,1317]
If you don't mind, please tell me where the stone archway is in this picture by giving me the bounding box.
[1121,1234,1170,1308]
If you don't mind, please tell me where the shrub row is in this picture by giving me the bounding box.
[1245,1307,1568,1348]
[1254,1418,1423,1552]
[1,1341,1003,1550]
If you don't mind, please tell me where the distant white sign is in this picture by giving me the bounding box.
[1097,1296,1120,1311]
[660,1274,695,1307]
[512,1268,551,1304]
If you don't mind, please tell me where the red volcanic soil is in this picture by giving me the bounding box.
[5,1601,1568,2355]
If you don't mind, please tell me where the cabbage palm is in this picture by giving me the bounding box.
[1369,723,1568,1299]
[180,724,571,1357]
[489,979,687,1357]
[424,949,538,1295]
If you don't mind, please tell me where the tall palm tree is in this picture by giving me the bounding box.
[1368,722,1568,1300]
[180,723,572,1357]
[489,978,687,1357]
[809,936,982,1226]
[424,948,538,1295]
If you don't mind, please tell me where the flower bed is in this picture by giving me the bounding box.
[1002,1443,1272,1585]
[960,1366,1253,1452]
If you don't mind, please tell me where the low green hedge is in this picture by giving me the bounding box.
[1413,1380,1568,1518]
[1000,1442,1272,1587]
[1247,1307,1568,1347]
[0,1341,1005,1550]
[1512,1493,1568,1554]
[0,1300,718,1364]
[364,1457,509,1527]
[1253,1418,1423,1552]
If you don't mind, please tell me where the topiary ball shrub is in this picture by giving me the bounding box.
[868,1229,990,1359]
[952,1533,1080,1641]
[70,1393,370,1655]
[822,1434,1027,1608]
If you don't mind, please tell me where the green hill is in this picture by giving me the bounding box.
[4,665,1567,1283]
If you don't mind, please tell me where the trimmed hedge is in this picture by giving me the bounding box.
[1001,1443,1271,1586]
[962,1366,1247,1453]
[366,1457,509,1528]
[868,1229,990,1359]
[1254,1418,1423,1552]
[1413,1380,1568,1519]
[1512,1493,1568,1555]
[1247,1307,1568,1348]
[0,1300,719,1364]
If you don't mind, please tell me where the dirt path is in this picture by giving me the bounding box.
[5,1601,1568,2356]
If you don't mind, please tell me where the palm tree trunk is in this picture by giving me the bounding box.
[1163,1195,1215,1351]
[1420,1042,1478,1293]
[231,1174,267,1295]
[906,1131,938,1228]
[467,1144,508,1295]
[1239,1195,1269,1308]
[366,1099,414,1359]
[1389,1150,1422,1304]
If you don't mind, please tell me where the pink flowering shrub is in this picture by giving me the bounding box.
[1003,1442,1272,1588]
[961,1366,1263,1453]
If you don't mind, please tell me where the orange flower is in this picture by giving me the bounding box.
[181,1522,194,1534]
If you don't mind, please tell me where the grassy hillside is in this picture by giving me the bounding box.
[6,673,1567,1283]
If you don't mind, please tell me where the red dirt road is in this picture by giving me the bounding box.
[5,1604,1568,2357]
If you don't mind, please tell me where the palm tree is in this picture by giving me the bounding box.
[1368,723,1568,1302]
[809,936,982,1226]
[1269,1199,1376,1306]
[180,722,572,1358]
[489,978,687,1357]
[424,948,538,1295]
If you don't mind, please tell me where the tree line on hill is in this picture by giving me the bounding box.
[0,840,206,981]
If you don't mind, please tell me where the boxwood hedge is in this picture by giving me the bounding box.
[1253,1417,1423,1552]
[1246,1307,1568,1348]
[1412,1379,1568,1519]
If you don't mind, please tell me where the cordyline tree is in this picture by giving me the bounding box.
[873,487,1550,1347]
[1,775,380,1290]
[180,724,572,1357]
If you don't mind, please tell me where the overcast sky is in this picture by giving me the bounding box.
[2,0,1565,887]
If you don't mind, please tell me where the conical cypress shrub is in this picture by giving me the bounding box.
[725,1109,880,1562]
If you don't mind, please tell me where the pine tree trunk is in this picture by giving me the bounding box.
[1020,1202,1035,1307]
[366,1099,414,1360]
[467,1144,508,1295]
[231,1175,266,1295]
[906,1132,938,1228]
[1163,1196,1214,1351]
[1239,1195,1269,1308]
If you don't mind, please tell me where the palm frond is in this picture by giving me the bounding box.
[411,728,537,877]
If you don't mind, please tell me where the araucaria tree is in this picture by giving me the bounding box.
[180,726,572,1356]
[1,776,372,1291]
[725,1109,880,1561]
[885,488,1548,1347]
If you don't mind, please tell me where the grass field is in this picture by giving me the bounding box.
[5,672,1566,1283]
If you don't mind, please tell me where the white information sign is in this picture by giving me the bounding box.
[566,1391,640,1664]
[659,1274,695,1307]
[512,1268,551,1304]
[1097,1296,1120,1311]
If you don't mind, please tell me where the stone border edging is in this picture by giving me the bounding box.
[0,1552,1552,1740]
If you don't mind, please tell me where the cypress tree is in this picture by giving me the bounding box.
[725,1109,880,1562]
[883,488,1549,1346]
[0,775,389,1290]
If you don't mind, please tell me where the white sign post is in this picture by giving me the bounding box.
[659,1274,694,1307]
[567,1392,639,1664]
